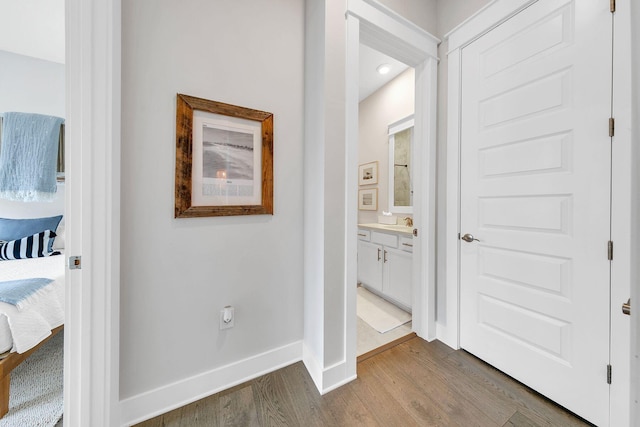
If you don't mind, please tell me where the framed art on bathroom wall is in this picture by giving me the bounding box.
[174,93,273,218]
[358,188,378,210]
[358,161,378,185]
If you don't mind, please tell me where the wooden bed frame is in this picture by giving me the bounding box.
[0,325,63,418]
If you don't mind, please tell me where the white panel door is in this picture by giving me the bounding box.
[459,0,611,425]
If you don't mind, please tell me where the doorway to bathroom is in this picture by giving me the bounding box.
[355,43,416,358]
[345,1,439,365]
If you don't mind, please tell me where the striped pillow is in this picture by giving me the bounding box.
[0,230,60,261]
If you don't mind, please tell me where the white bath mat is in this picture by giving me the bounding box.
[357,286,411,333]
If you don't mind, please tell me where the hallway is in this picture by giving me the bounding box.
[137,337,591,426]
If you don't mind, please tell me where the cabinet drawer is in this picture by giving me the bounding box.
[399,236,414,253]
[357,229,370,241]
[371,231,398,248]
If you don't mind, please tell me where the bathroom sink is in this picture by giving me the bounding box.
[358,223,413,234]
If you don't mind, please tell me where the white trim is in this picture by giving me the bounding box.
[65,0,121,425]
[302,0,328,394]
[320,361,358,394]
[120,341,303,426]
[610,1,632,425]
[441,47,462,349]
[302,343,358,395]
[347,0,439,66]
[344,9,360,394]
[302,342,324,392]
[412,56,439,341]
[630,0,640,422]
[444,0,539,51]
[346,0,440,359]
[444,1,632,425]
[388,115,414,135]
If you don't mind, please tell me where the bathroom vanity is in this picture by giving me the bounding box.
[357,224,413,312]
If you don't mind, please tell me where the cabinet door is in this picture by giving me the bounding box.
[383,247,412,308]
[357,240,383,292]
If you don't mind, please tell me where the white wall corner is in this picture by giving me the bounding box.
[302,341,324,393]
[120,340,303,426]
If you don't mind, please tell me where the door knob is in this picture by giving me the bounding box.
[622,298,631,316]
[461,233,480,243]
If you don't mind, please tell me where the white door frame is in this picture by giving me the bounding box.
[65,0,121,425]
[630,1,640,423]
[346,0,440,348]
[444,1,631,425]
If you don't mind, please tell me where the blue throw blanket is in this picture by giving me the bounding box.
[0,277,53,310]
[0,112,64,202]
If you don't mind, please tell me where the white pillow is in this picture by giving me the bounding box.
[53,217,65,250]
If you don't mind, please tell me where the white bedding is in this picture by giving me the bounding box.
[0,254,65,354]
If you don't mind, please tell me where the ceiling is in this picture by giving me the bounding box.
[0,0,65,64]
[0,1,405,99]
[359,44,409,102]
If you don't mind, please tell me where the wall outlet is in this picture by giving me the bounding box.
[220,306,234,330]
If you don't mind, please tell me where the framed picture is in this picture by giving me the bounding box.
[358,188,378,211]
[358,161,378,185]
[175,94,273,218]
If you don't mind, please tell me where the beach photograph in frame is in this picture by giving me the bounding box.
[358,161,378,185]
[175,94,273,217]
[358,188,378,210]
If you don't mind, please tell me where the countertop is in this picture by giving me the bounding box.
[358,223,414,236]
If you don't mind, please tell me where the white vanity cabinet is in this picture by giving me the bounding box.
[357,237,383,293]
[383,247,412,308]
[357,226,413,310]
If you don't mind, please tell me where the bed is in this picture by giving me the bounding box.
[0,215,66,418]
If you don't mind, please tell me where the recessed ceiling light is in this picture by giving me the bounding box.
[376,64,391,75]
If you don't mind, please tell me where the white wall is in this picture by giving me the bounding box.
[0,50,65,117]
[0,49,65,218]
[303,0,349,381]
[358,68,414,224]
[119,0,304,407]
[378,0,437,33]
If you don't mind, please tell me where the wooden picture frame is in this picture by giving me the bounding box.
[358,161,378,185]
[358,188,378,210]
[175,94,273,217]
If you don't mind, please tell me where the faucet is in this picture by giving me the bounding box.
[403,217,413,227]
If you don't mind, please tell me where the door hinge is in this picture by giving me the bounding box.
[607,364,612,384]
[608,241,614,261]
[609,118,615,137]
[413,228,418,237]
[68,255,82,270]
[610,0,616,13]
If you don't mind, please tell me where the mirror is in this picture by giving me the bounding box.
[388,116,413,213]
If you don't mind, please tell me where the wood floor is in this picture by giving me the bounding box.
[135,337,593,427]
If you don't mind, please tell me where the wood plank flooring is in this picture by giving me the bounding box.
[135,337,593,427]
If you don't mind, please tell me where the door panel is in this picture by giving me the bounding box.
[384,247,412,308]
[357,240,383,292]
[459,0,611,425]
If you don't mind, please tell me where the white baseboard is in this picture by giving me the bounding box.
[302,343,357,395]
[119,340,303,426]
[321,360,357,394]
[436,322,459,350]
[302,342,323,392]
